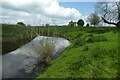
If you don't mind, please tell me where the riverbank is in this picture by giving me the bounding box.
[37,31,119,78]
[2,24,119,78]
[35,27,119,78]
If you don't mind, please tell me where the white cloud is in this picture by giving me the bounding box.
[1,0,84,26]
[58,0,119,2]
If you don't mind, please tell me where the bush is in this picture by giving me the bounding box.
[45,24,50,27]
[73,36,87,48]
[86,24,90,27]
[86,34,93,37]
[91,46,107,59]
[87,35,107,43]
[83,44,91,51]
[87,29,108,34]
[38,40,56,64]
[75,33,83,38]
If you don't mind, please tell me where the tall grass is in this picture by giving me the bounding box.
[37,40,56,64]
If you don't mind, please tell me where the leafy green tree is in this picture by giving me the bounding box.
[77,19,84,26]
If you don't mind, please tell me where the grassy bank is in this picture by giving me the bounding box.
[2,24,119,78]
[36,27,118,78]
[38,32,118,78]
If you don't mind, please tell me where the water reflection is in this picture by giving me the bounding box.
[2,36,70,78]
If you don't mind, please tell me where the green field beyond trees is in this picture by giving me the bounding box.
[2,24,119,78]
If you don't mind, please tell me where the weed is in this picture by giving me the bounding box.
[37,40,56,64]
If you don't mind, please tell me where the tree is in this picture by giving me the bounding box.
[45,23,50,27]
[95,1,120,27]
[86,23,90,27]
[87,13,101,27]
[17,22,25,26]
[77,19,84,26]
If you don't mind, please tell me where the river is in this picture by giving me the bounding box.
[1,36,70,79]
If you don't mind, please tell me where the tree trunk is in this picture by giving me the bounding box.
[101,17,120,28]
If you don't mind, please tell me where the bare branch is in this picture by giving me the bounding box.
[101,16,116,26]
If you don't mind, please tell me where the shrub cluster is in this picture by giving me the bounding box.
[87,35,107,43]
[37,40,56,64]
[86,28,110,34]
[73,36,87,48]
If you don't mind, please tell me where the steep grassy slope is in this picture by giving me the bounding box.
[35,27,118,78]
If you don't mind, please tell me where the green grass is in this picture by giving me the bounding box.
[2,24,119,78]
[35,32,118,79]
[35,27,118,78]
[2,24,31,41]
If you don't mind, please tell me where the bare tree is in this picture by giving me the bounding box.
[87,13,101,27]
[95,1,120,27]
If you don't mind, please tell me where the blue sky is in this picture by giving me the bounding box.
[60,2,97,15]
[1,0,97,25]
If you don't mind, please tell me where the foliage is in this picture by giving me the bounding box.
[86,23,90,27]
[2,24,31,42]
[17,22,26,26]
[83,44,91,51]
[36,30,118,78]
[77,19,85,26]
[87,13,101,27]
[86,28,110,34]
[2,24,118,78]
[45,24,50,27]
[73,36,87,47]
[87,35,107,43]
[37,40,56,64]
[86,33,93,37]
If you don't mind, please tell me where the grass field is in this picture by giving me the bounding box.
[2,24,119,78]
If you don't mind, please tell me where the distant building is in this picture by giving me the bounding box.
[68,21,77,27]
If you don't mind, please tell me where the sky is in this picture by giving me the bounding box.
[1,0,98,26]
[59,2,96,15]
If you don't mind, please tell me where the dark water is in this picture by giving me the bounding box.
[2,38,31,55]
